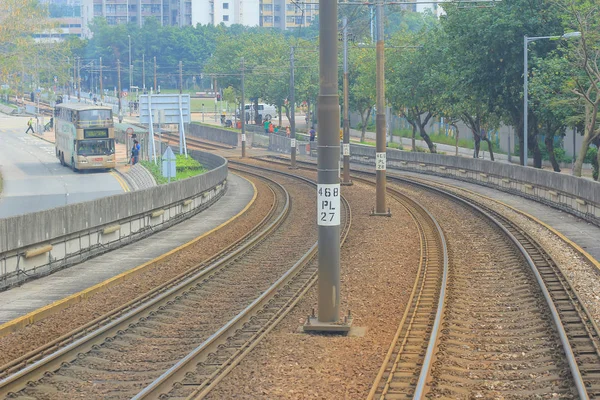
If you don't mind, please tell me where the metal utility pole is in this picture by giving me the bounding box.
[373,0,389,216]
[128,35,133,91]
[179,61,183,94]
[241,57,246,158]
[142,54,146,90]
[304,0,350,333]
[154,56,157,92]
[342,13,352,185]
[77,57,81,101]
[523,35,529,167]
[99,57,103,102]
[290,46,297,168]
[117,59,123,123]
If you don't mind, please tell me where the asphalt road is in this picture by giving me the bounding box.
[0,114,124,219]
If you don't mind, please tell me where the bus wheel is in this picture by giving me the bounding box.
[59,152,65,166]
[71,158,78,172]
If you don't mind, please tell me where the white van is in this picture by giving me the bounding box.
[238,103,278,121]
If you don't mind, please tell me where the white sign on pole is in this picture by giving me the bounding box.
[290,139,296,147]
[342,143,350,156]
[241,133,247,142]
[376,152,386,171]
[139,94,191,124]
[317,184,340,226]
[162,146,177,182]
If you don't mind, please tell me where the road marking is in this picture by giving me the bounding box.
[0,174,256,337]
[110,171,131,192]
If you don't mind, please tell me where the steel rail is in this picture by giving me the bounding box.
[0,172,291,399]
[349,175,448,400]
[0,171,278,381]
[132,162,352,399]
[390,176,589,399]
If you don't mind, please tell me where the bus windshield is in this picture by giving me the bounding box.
[79,110,112,126]
[77,139,114,156]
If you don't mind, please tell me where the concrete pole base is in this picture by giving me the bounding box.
[370,207,392,217]
[302,315,353,334]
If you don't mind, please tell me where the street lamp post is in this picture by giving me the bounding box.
[523,31,580,167]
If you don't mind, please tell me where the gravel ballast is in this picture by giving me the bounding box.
[206,175,421,399]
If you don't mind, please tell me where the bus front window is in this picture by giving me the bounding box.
[77,139,114,156]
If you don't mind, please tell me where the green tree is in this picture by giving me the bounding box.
[554,0,600,177]
[387,27,443,153]
[348,46,376,142]
[440,0,565,166]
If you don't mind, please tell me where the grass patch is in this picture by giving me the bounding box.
[141,154,206,184]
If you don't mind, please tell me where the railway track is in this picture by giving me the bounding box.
[256,156,600,398]
[133,162,351,399]
[0,173,281,385]
[391,175,600,399]
[160,132,235,152]
[0,167,343,399]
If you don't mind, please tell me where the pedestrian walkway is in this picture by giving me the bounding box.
[0,173,254,325]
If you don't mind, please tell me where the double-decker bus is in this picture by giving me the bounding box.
[55,103,116,171]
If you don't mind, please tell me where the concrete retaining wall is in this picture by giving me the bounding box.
[0,150,228,290]
[346,144,600,224]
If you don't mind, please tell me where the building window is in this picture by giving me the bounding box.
[223,2,229,9]
[264,16,273,22]
[274,16,280,22]
[286,16,294,23]
[263,4,272,11]
[286,4,294,11]
[295,16,303,24]
[223,15,229,21]
[274,4,280,11]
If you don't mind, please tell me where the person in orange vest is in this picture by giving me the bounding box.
[268,121,274,134]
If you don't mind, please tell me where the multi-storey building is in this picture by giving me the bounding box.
[192,0,260,27]
[81,0,192,27]
[259,0,317,30]
[42,0,314,32]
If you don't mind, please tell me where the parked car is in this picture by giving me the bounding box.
[237,103,278,122]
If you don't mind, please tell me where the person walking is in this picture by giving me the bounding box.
[25,118,35,134]
[264,119,270,134]
[309,126,316,141]
[286,126,291,138]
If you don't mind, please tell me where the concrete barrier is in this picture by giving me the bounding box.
[186,123,239,146]
[345,143,600,225]
[0,150,228,290]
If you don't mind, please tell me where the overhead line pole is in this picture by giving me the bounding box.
[304,0,351,333]
[154,56,157,92]
[117,59,123,123]
[99,57,103,103]
[373,0,389,216]
[342,12,352,185]
[290,46,297,168]
[241,57,246,158]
